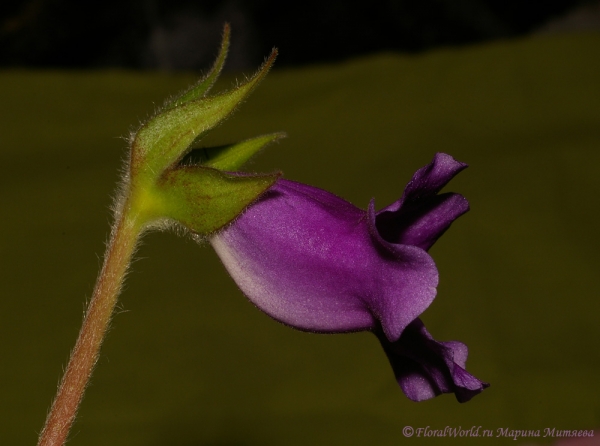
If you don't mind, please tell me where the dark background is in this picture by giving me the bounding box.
[3,34,600,443]
[1,0,599,70]
[2,2,600,445]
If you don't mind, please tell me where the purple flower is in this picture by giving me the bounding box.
[210,153,489,402]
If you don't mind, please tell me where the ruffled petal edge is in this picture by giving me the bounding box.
[375,153,469,251]
[375,318,489,403]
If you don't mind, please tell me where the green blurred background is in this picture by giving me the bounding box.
[1,31,600,445]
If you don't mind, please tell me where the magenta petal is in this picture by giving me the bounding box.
[366,200,438,340]
[376,318,489,402]
[376,153,469,251]
[211,179,438,338]
[209,153,487,402]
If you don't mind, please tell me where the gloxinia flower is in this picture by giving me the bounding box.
[210,153,489,402]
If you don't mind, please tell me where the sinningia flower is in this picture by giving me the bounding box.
[211,152,489,402]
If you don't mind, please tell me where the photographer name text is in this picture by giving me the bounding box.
[402,426,595,440]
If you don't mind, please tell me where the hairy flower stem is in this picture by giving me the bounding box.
[37,201,142,446]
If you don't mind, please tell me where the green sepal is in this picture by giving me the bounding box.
[155,166,280,235]
[182,132,286,171]
[164,24,230,110]
[124,28,282,235]
[131,49,277,185]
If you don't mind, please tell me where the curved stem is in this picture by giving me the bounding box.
[38,205,142,446]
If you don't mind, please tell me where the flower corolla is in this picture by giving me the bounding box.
[211,153,489,402]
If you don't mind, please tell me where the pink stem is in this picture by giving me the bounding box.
[38,210,141,446]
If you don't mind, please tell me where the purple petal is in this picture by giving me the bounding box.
[210,179,438,339]
[376,318,489,402]
[208,153,487,402]
[376,153,469,251]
